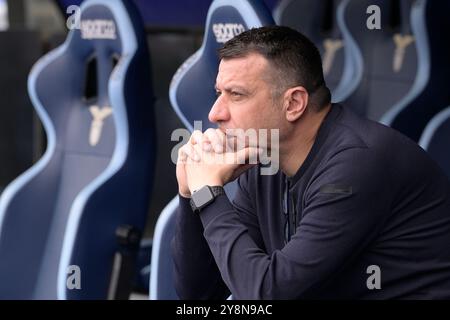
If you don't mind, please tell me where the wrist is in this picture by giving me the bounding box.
[190,185,226,213]
[179,188,191,199]
[189,180,223,194]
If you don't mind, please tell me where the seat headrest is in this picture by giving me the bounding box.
[274,0,346,100]
[275,0,341,38]
[170,0,274,131]
[342,0,418,120]
[62,0,144,107]
[71,3,123,50]
[345,0,413,41]
[384,0,450,141]
[30,0,149,157]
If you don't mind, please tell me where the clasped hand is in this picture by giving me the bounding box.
[176,128,262,197]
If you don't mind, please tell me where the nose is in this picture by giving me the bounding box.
[208,96,230,124]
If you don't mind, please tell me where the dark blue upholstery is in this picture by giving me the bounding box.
[419,106,450,179]
[381,0,450,141]
[0,0,155,299]
[274,0,350,102]
[340,0,419,122]
[150,197,178,300]
[151,0,275,300]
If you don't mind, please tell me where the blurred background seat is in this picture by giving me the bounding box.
[339,0,419,123]
[381,0,450,141]
[274,0,352,102]
[419,106,450,179]
[0,0,156,299]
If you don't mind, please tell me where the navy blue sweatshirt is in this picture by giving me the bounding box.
[171,104,450,299]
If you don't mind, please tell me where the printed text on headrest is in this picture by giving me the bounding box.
[212,23,245,43]
[81,20,116,40]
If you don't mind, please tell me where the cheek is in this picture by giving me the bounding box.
[231,95,278,129]
[230,102,259,128]
[261,103,284,130]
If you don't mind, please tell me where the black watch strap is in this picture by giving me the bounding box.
[190,185,225,212]
[209,186,225,197]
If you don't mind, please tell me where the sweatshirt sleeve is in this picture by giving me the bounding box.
[171,170,266,300]
[171,194,230,300]
[197,147,391,299]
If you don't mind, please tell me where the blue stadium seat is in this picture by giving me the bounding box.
[339,0,419,122]
[274,0,352,102]
[150,197,179,300]
[419,106,450,179]
[150,0,275,300]
[0,0,155,299]
[381,0,450,141]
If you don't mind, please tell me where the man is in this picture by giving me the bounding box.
[171,26,450,299]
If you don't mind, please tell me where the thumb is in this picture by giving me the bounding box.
[235,147,262,165]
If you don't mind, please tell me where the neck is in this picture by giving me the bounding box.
[279,103,331,177]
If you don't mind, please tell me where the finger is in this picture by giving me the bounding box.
[202,128,217,152]
[225,135,238,153]
[202,139,213,152]
[191,140,210,162]
[224,130,249,153]
[177,147,187,164]
[222,146,259,165]
[180,143,201,162]
[235,147,262,165]
[190,130,211,154]
[188,144,201,162]
[204,128,225,153]
[189,130,204,146]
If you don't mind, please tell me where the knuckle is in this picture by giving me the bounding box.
[191,130,204,142]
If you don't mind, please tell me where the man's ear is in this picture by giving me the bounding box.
[283,86,309,122]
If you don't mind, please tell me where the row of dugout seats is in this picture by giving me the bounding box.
[0,0,448,299]
[276,0,450,142]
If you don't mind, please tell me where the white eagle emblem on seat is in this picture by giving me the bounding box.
[89,105,112,146]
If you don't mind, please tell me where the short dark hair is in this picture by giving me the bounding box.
[218,26,331,111]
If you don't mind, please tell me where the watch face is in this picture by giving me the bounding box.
[192,186,214,208]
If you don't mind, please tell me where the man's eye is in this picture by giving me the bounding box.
[231,92,242,97]
[215,91,222,97]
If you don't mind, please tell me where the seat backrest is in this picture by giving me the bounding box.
[169,0,275,132]
[381,0,450,141]
[150,197,179,300]
[274,0,350,102]
[0,0,155,299]
[340,0,419,121]
[419,106,450,179]
[151,0,275,300]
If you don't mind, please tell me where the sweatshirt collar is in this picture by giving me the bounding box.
[286,103,342,186]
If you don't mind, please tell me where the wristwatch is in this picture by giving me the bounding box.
[190,185,225,212]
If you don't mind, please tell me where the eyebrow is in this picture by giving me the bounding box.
[215,84,248,93]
